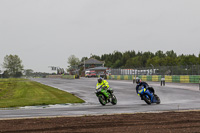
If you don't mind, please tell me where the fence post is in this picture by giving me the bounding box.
[172,65,173,75]
[192,65,193,75]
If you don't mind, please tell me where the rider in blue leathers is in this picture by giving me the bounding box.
[136,78,154,100]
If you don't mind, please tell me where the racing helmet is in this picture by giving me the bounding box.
[98,77,103,83]
[136,78,141,84]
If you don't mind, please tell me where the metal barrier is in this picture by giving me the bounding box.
[110,65,200,76]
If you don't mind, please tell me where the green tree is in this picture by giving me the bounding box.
[81,57,88,62]
[113,59,122,68]
[121,52,131,66]
[164,56,176,66]
[2,70,9,78]
[67,55,80,71]
[142,51,154,67]
[178,54,198,66]
[67,55,80,67]
[146,56,161,67]
[24,69,34,77]
[125,56,143,68]
[112,51,122,63]
[155,50,165,58]
[91,55,101,60]
[2,54,24,77]
[166,50,177,58]
[199,53,200,64]
[105,60,112,68]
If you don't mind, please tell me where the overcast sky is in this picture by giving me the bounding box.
[0,0,200,73]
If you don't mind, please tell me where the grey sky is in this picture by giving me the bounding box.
[0,0,200,73]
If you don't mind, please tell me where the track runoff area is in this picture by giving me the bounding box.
[0,77,200,119]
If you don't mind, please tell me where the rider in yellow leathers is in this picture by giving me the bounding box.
[96,77,110,101]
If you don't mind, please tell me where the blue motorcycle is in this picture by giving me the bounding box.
[138,86,160,105]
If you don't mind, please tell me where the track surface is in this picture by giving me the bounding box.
[1,78,200,132]
[0,78,199,119]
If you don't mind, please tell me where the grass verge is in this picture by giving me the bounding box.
[0,78,84,108]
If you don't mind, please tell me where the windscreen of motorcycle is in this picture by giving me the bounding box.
[96,85,102,89]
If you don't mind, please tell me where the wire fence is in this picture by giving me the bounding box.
[110,65,200,76]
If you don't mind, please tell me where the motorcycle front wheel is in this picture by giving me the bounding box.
[142,95,151,105]
[98,95,106,106]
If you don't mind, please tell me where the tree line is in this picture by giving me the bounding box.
[1,54,49,78]
[80,50,200,68]
[2,50,200,78]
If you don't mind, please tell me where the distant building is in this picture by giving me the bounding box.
[80,58,104,69]
[79,58,105,77]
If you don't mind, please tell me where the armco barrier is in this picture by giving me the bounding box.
[107,75,200,83]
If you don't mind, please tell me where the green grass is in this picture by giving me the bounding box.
[0,78,84,108]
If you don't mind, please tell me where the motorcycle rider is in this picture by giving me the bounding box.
[96,77,110,101]
[136,77,154,99]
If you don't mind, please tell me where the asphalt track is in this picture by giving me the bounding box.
[0,78,200,119]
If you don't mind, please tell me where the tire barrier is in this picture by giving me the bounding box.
[107,75,200,84]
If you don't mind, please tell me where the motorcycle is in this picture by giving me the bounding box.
[95,85,117,106]
[138,86,160,105]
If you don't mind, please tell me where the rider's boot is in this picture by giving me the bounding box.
[107,98,110,102]
[106,95,111,103]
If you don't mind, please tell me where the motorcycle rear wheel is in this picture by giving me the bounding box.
[154,94,160,104]
[98,95,106,106]
[111,94,117,105]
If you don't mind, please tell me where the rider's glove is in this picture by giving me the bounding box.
[103,86,107,90]
[137,93,140,96]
